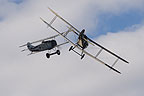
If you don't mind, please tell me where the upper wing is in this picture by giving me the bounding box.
[87,38,129,64]
[56,41,69,47]
[40,17,121,74]
[48,7,80,35]
[48,7,129,64]
[19,31,66,48]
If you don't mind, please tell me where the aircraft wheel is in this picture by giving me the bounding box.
[56,50,60,55]
[69,46,73,51]
[46,53,50,58]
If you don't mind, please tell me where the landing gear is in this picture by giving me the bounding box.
[69,46,85,59]
[56,50,60,55]
[81,54,85,59]
[69,46,73,51]
[46,50,60,58]
[46,53,50,58]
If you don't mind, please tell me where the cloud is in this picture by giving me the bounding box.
[0,0,26,20]
[8,0,24,4]
[89,0,144,14]
[94,24,144,96]
[0,0,144,96]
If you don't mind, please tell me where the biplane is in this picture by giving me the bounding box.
[19,32,69,58]
[39,8,129,74]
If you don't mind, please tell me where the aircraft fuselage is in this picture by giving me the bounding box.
[27,40,57,52]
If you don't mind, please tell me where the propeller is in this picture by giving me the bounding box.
[67,27,94,46]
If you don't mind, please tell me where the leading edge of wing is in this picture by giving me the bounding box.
[105,63,121,74]
[40,18,121,74]
[48,7,80,34]
[48,8,129,64]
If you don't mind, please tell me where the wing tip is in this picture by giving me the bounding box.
[119,57,129,64]
[105,64,121,74]
[40,17,44,21]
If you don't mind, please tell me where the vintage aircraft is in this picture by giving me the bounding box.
[39,8,129,74]
[20,32,69,58]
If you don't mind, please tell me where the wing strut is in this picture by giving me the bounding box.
[48,7,80,34]
[48,8,129,64]
[87,38,129,64]
[40,17,121,74]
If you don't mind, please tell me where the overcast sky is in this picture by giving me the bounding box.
[0,0,144,96]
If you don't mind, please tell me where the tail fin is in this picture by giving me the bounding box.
[27,42,34,51]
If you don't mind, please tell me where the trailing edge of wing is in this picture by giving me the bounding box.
[80,48,121,74]
[87,38,129,64]
[40,18,121,74]
[56,41,69,47]
[104,63,121,74]
[48,8,129,64]
[19,34,60,47]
